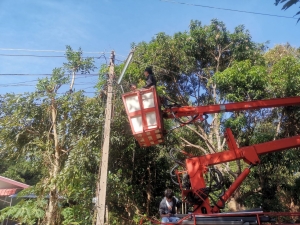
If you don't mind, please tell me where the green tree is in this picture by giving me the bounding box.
[275,0,300,22]
[64,45,96,92]
[1,22,299,225]
[118,21,300,215]
[0,46,174,225]
[0,46,102,225]
[120,19,266,211]
[214,44,300,212]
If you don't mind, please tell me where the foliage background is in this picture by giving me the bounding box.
[0,20,300,224]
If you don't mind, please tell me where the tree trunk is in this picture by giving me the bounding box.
[146,165,152,216]
[46,185,59,225]
[45,99,61,225]
[227,194,244,212]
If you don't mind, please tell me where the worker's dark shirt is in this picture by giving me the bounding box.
[159,197,181,215]
[144,74,157,88]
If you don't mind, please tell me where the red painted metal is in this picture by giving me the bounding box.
[122,87,164,147]
[123,88,300,147]
[139,211,300,224]
[187,133,300,168]
[122,89,300,218]
[212,167,251,213]
[184,129,300,214]
[164,96,300,118]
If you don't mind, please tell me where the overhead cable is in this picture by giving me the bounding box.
[0,73,100,76]
[0,54,106,58]
[160,0,299,20]
[0,48,109,54]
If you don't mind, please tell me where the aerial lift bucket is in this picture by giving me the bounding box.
[122,87,164,147]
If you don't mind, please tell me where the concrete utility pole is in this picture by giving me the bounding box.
[96,51,115,225]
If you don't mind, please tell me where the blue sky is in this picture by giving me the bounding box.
[0,0,299,95]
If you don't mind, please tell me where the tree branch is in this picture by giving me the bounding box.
[224,162,237,179]
[180,137,208,154]
[274,108,284,140]
[221,137,226,149]
[186,125,216,153]
[25,128,40,135]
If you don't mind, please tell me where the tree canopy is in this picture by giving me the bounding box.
[120,20,300,215]
[0,20,300,225]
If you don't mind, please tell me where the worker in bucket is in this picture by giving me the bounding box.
[128,67,155,91]
[159,189,181,224]
[143,66,172,107]
[143,67,156,88]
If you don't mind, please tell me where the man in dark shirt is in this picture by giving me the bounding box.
[143,67,157,88]
[159,189,181,224]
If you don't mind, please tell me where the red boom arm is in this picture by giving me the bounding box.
[164,96,300,215]
[164,96,300,119]
[181,129,300,214]
[122,87,300,147]
[122,88,300,219]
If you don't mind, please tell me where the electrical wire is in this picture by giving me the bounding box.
[0,48,127,60]
[0,73,100,76]
[0,54,65,58]
[0,48,109,54]
[115,53,127,59]
[160,0,299,20]
[0,79,39,86]
[0,77,98,86]
[115,58,126,63]
[0,53,107,59]
[0,55,122,91]
[0,84,97,87]
[54,91,98,95]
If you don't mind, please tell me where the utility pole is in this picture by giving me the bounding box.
[96,51,115,225]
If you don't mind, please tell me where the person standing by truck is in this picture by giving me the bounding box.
[159,189,181,224]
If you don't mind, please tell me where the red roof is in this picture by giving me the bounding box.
[0,176,29,188]
[0,188,18,196]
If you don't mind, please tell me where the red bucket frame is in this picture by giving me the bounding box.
[122,87,164,147]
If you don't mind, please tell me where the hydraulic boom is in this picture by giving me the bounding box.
[122,87,300,147]
[163,96,300,119]
[178,128,300,214]
[122,87,300,223]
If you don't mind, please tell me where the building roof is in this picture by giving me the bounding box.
[0,188,18,197]
[0,176,30,189]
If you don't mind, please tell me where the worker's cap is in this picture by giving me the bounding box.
[144,67,153,74]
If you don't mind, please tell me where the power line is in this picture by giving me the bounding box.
[0,73,100,76]
[0,54,64,58]
[0,48,109,54]
[55,91,98,94]
[115,58,126,63]
[0,91,100,95]
[160,0,299,20]
[0,53,108,59]
[0,83,97,87]
[0,77,98,86]
[0,79,39,85]
[0,78,97,86]
[115,54,127,59]
[0,48,127,59]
